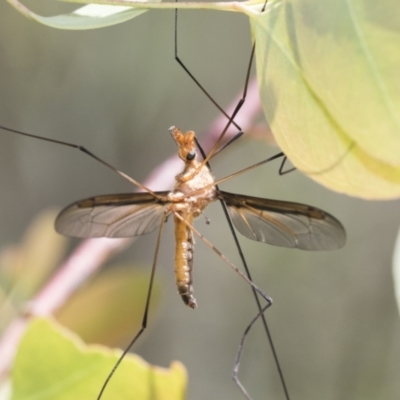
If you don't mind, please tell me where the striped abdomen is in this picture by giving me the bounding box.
[174,212,196,308]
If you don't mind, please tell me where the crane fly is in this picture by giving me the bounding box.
[55,126,345,310]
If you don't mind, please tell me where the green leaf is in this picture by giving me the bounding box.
[250,0,400,199]
[12,318,187,400]
[6,1,156,30]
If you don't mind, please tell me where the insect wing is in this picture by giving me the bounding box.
[219,191,346,251]
[55,191,170,238]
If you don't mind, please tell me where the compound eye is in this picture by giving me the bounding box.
[186,151,196,161]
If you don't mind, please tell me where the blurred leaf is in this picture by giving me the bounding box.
[55,265,161,347]
[6,1,157,30]
[10,210,67,297]
[0,211,67,330]
[0,210,66,296]
[250,0,400,199]
[12,318,187,400]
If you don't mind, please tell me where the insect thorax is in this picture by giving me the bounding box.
[169,161,217,217]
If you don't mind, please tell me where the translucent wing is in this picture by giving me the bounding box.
[55,191,170,238]
[218,191,346,250]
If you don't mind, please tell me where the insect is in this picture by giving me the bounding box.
[55,125,345,310]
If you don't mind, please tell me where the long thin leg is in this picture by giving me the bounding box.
[174,2,257,157]
[279,156,296,175]
[220,199,290,400]
[196,43,256,168]
[174,0,294,178]
[173,211,273,400]
[174,1,242,136]
[97,214,167,400]
[181,152,286,203]
[206,80,294,400]
[0,125,163,199]
[195,139,290,399]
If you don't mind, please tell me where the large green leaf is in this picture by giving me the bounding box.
[12,318,187,400]
[6,1,156,30]
[249,0,400,199]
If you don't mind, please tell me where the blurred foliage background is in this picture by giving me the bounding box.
[0,2,400,400]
